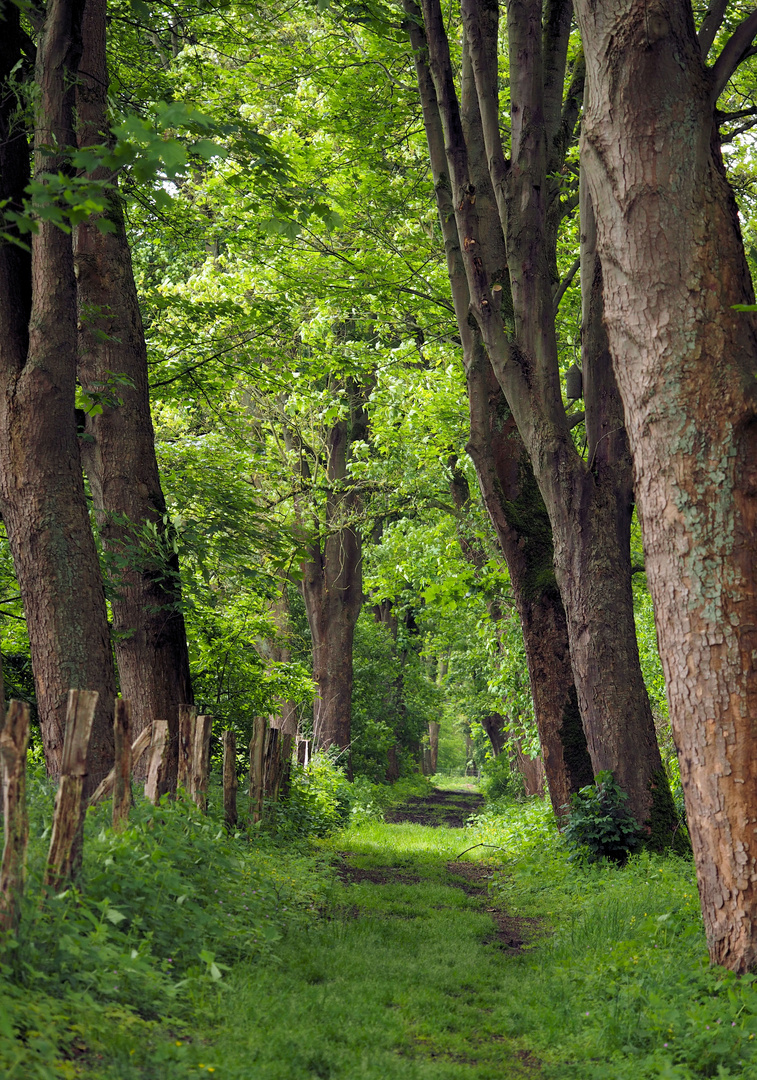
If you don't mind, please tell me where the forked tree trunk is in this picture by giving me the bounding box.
[416,0,675,835]
[0,1,115,790]
[406,5,593,817]
[574,0,757,970]
[465,356,595,814]
[74,0,193,789]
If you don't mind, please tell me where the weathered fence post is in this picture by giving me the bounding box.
[0,701,30,933]
[44,690,99,889]
[263,726,281,801]
[296,737,310,767]
[279,733,294,799]
[422,746,432,775]
[248,716,266,823]
[428,722,440,775]
[223,730,238,830]
[177,705,196,794]
[144,720,170,805]
[192,714,212,811]
[112,700,132,831]
[88,724,151,807]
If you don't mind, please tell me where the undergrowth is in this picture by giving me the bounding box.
[0,761,425,1079]
[470,797,757,1078]
[6,773,755,1079]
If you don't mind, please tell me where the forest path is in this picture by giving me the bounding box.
[205,785,544,1079]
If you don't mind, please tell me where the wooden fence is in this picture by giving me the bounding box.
[0,695,309,938]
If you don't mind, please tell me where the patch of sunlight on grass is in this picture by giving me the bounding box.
[330,820,488,865]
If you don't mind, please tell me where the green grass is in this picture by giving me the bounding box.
[7,778,757,1079]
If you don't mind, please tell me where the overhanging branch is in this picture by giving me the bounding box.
[711,9,757,100]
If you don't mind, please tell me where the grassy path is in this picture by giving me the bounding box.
[205,786,542,1079]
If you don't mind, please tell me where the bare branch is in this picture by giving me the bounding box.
[698,0,729,59]
[553,256,581,312]
[711,9,757,101]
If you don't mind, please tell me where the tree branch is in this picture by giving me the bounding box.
[553,256,580,312]
[698,0,729,59]
[542,0,574,174]
[459,0,510,231]
[711,9,757,100]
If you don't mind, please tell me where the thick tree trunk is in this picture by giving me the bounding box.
[574,0,757,970]
[302,536,361,765]
[74,0,193,788]
[417,0,674,834]
[405,3,593,817]
[0,1,115,789]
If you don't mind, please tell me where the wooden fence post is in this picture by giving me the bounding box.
[296,738,310,767]
[88,725,151,807]
[177,705,196,795]
[428,722,440,775]
[0,701,30,933]
[44,690,99,890]
[192,715,212,811]
[112,700,132,831]
[422,746,432,775]
[144,720,170,805]
[263,726,281,802]
[279,733,294,799]
[248,716,266,823]
[223,730,238,830]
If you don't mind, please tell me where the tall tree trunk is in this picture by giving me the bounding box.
[405,2,592,818]
[416,0,675,835]
[464,358,594,814]
[0,0,115,789]
[299,391,367,773]
[74,0,193,787]
[574,0,757,970]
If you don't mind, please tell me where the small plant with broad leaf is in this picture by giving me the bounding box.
[562,770,644,864]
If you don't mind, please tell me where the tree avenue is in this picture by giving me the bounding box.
[4,0,757,1025]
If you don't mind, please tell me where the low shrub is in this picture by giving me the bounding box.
[562,770,644,864]
[479,752,525,801]
[0,778,329,1078]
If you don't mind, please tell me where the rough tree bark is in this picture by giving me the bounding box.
[0,701,30,933]
[297,386,368,773]
[405,3,593,817]
[74,0,193,788]
[574,0,757,970]
[415,0,675,835]
[0,1,115,789]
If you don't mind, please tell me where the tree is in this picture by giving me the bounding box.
[573,0,757,970]
[292,380,369,770]
[0,0,115,786]
[74,0,194,786]
[411,0,675,835]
